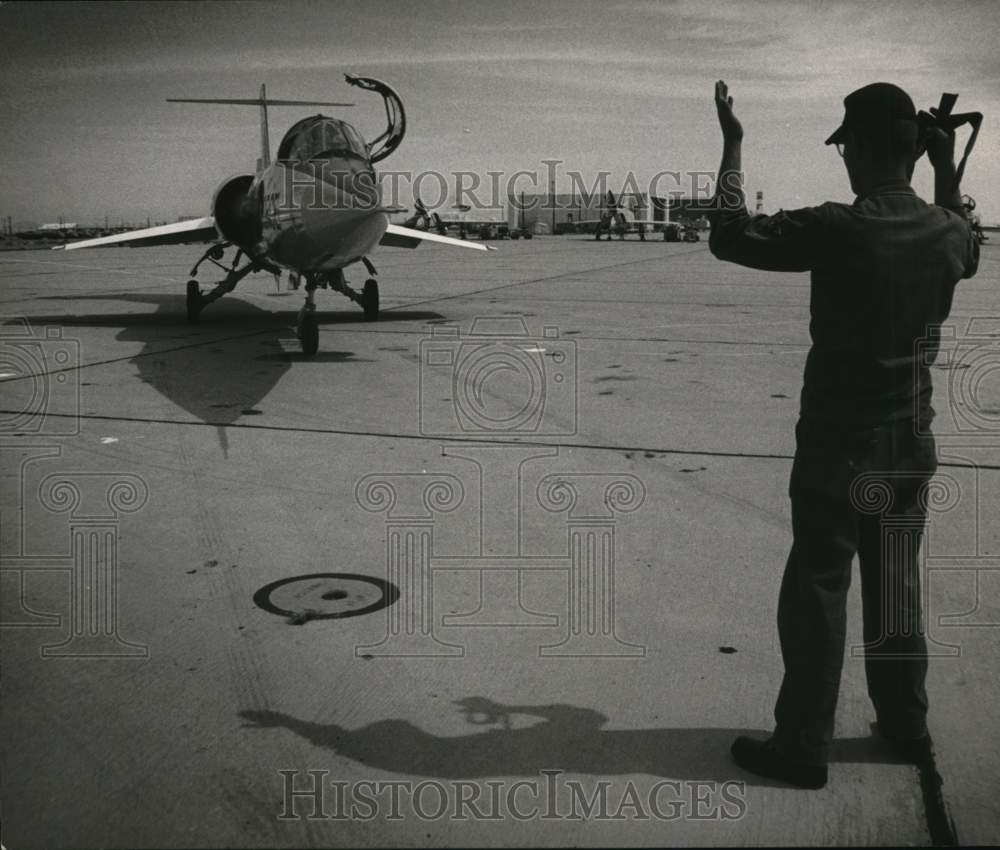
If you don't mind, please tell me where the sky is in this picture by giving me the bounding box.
[1,0,998,227]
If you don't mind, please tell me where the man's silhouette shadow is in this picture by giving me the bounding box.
[240,697,905,788]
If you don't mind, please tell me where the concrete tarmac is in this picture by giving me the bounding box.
[1,237,997,847]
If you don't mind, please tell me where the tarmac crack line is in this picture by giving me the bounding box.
[2,409,996,470]
[917,753,960,845]
[0,327,282,383]
[378,245,710,313]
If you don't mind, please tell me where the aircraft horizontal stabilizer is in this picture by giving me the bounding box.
[167,98,354,107]
[380,223,496,251]
[57,217,219,251]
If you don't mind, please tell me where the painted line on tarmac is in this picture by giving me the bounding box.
[3,409,997,471]
[313,324,810,348]
[0,255,180,283]
[0,327,281,383]
[383,245,711,312]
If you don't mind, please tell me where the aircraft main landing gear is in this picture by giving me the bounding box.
[324,261,380,322]
[184,242,280,323]
[362,279,379,321]
[186,280,201,323]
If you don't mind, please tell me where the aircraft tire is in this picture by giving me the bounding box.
[299,312,319,355]
[186,280,201,323]
[363,279,379,321]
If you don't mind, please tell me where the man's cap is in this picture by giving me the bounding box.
[825,82,917,146]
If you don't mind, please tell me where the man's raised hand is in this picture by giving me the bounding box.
[715,80,744,143]
[924,111,956,172]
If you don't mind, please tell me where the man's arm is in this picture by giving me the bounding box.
[707,80,823,273]
[713,80,745,212]
[927,124,979,278]
[927,126,963,212]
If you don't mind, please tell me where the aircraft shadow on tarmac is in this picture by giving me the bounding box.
[239,698,910,788]
[21,294,444,451]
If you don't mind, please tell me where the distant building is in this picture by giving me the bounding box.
[504,191,721,233]
[38,222,78,231]
[507,192,671,232]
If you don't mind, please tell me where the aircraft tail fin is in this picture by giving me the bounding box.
[167,89,355,172]
[259,84,270,169]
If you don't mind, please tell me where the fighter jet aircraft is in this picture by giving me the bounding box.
[57,75,494,354]
[578,191,663,241]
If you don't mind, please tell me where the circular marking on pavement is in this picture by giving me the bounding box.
[253,572,399,621]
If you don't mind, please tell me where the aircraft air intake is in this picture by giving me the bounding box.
[211,175,261,251]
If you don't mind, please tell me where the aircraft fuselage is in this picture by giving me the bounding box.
[252,156,388,273]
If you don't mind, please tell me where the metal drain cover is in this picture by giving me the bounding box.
[253,572,399,620]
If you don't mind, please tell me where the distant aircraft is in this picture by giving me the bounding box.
[962,193,989,244]
[577,191,662,241]
[436,203,507,239]
[401,198,504,240]
[401,196,446,235]
[57,75,494,354]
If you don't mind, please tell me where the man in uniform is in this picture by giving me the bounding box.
[708,80,979,788]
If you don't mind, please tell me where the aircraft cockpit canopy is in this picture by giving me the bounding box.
[277,117,368,162]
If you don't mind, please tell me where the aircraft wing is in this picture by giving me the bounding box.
[576,217,663,226]
[380,223,496,251]
[436,218,506,228]
[56,217,219,250]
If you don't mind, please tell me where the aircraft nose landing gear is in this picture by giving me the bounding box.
[296,303,319,355]
[296,276,320,355]
[294,261,381,355]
